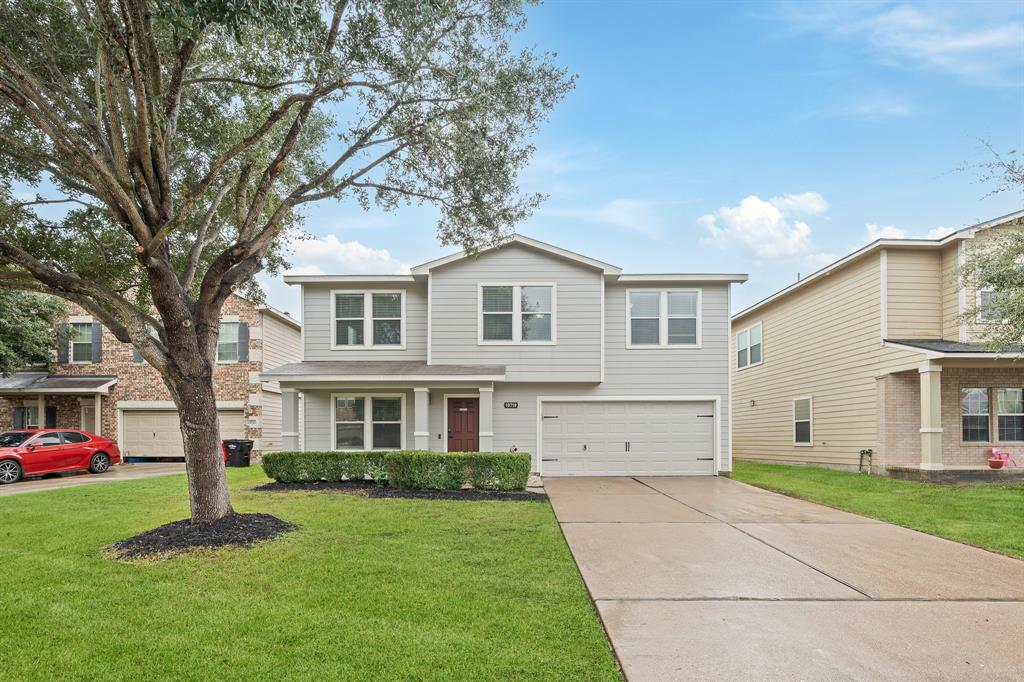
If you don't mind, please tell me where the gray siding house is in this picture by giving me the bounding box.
[263,235,747,476]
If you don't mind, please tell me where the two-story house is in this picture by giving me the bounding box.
[0,294,301,459]
[731,210,1024,477]
[262,235,747,476]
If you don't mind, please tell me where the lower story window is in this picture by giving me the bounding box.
[960,388,990,443]
[334,395,404,450]
[997,388,1024,441]
[793,397,812,445]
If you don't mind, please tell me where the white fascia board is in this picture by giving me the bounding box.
[410,234,622,275]
[282,274,417,284]
[616,273,748,283]
[262,374,507,383]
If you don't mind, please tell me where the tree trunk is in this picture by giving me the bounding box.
[168,368,233,524]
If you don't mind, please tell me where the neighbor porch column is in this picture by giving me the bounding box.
[281,389,300,451]
[37,394,45,428]
[478,386,494,451]
[413,388,430,450]
[919,362,943,470]
[94,393,102,436]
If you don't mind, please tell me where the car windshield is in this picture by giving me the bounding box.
[0,432,33,447]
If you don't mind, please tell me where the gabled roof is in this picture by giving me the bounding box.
[733,209,1024,322]
[409,234,623,275]
[884,339,1023,359]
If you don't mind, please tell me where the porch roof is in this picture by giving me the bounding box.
[0,372,117,394]
[884,339,1023,359]
[261,360,506,383]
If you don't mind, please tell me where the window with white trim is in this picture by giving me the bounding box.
[996,388,1024,441]
[480,284,554,343]
[961,388,990,443]
[794,397,813,445]
[332,291,404,348]
[333,395,404,450]
[736,322,763,368]
[627,290,700,347]
[977,287,998,323]
[217,322,240,362]
[71,322,93,362]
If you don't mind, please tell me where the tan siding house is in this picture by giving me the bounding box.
[732,211,1024,475]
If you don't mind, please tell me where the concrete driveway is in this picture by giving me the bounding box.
[0,461,185,497]
[545,476,1024,682]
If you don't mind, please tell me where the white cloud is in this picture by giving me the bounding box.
[541,198,678,235]
[865,223,906,240]
[700,192,831,261]
[777,2,1024,87]
[925,226,955,239]
[288,235,412,275]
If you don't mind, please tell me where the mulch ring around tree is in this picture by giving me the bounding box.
[104,512,295,561]
[253,480,547,501]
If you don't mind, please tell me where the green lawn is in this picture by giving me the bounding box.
[732,461,1024,560]
[0,468,620,681]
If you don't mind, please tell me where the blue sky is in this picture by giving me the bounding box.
[262,0,1024,315]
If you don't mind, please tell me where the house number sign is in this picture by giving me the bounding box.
[503,401,518,409]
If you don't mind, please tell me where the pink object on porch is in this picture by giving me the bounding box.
[989,448,1017,467]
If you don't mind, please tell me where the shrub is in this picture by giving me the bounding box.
[261,450,531,491]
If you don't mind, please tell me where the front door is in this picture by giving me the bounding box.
[447,397,479,452]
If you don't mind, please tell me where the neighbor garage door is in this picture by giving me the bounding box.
[121,410,245,458]
[541,401,715,476]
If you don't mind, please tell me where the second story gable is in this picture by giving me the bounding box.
[286,235,747,383]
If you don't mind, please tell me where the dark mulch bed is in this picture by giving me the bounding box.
[369,487,547,502]
[105,512,294,561]
[253,480,377,495]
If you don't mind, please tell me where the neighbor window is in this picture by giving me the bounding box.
[333,395,404,450]
[333,291,404,348]
[794,397,813,445]
[480,284,554,343]
[71,322,93,362]
[217,322,240,362]
[961,388,990,443]
[997,388,1024,441]
[628,290,700,347]
[736,322,763,368]
[977,287,998,323]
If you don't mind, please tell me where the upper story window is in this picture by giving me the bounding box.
[332,291,405,349]
[977,287,998,323]
[479,284,555,344]
[217,322,240,362]
[70,322,94,363]
[736,322,763,369]
[626,290,700,348]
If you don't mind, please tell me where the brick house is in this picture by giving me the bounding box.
[0,294,301,459]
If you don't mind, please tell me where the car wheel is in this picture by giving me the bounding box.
[0,459,22,485]
[88,452,111,475]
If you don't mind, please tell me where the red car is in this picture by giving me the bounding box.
[0,429,121,484]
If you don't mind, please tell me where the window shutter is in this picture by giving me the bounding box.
[57,324,69,363]
[45,406,57,429]
[238,323,250,362]
[91,323,103,362]
[132,347,143,362]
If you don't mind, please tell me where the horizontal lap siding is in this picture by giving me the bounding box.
[261,313,302,372]
[302,283,428,361]
[732,255,889,467]
[429,244,602,381]
[887,250,942,339]
[261,390,283,452]
[940,243,960,340]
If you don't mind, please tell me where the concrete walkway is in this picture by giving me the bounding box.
[0,462,185,497]
[545,476,1024,682]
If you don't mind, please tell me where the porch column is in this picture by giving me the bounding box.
[37,395,45,428]
[414,388,430,450]
[281,389,300,451]
[919,363,943,470]
[94,393,102,436]
[478,386,494,451]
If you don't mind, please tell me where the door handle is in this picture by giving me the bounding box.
[625,441,630,452]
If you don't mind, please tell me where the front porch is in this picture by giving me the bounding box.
[877,347,1024,477]
[0,372,116,436]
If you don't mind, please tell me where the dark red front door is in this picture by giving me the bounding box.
[447,398,479,452]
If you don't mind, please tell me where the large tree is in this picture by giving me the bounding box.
[0,289,65,374]
[0,0,571,522]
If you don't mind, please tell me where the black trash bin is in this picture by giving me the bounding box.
[223,439,253,468]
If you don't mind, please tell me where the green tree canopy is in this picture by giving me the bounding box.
[0,290,65,374]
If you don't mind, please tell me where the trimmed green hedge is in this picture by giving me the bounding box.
[261,450,531,491]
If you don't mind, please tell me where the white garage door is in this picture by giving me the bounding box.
[541,401,715,476]
[122,410,245,458]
